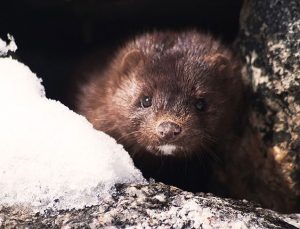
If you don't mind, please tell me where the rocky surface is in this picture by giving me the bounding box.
[221,0,300,213]
[0,183,299,228]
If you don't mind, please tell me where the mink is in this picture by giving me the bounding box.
[72,30,245,193]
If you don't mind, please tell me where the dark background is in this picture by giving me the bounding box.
[0,0,243,105]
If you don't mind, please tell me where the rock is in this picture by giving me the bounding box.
[221,0,300,213]
[0,183,298,228]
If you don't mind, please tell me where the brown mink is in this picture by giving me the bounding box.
[72,31,244,193]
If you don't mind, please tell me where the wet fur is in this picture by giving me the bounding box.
[73,31,244,193]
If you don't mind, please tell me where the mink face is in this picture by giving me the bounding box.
[74,31,244,191]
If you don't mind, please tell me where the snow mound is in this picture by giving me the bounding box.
[0,40,144,212]
[0,34,17,56]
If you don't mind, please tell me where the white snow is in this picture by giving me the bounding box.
[0,34,17,56]
[0,38,144,212]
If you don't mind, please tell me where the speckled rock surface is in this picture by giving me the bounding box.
[231,0,300,212]
[0,183,299,228]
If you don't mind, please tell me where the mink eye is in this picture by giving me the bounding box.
[140,96,152,108]
[195,98,207,112]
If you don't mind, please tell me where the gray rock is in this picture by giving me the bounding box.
[220,0,300,213]
[0,183,298,228]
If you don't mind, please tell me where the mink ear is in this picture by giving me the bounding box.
[121,49,144,74]
[205,54,231,75]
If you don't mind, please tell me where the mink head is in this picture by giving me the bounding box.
[78,31,243,157]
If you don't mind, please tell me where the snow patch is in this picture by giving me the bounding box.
[0,38,144,212]
[0,34,17,56]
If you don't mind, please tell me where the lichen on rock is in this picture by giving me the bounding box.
[0,183,298,228]
[234,0,300,212]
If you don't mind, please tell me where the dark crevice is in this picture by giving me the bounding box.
[0,0,243,103]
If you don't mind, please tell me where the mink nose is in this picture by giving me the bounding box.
[157,121,182,141]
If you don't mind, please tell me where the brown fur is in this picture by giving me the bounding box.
[72,30,245,193]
